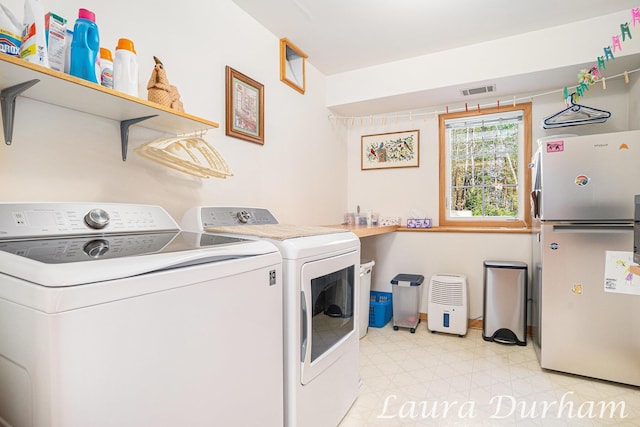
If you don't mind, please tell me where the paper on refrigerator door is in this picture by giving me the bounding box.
[603,251,640,295]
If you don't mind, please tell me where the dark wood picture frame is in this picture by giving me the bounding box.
[225,66,264,144]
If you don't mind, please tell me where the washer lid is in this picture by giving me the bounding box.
[0,231,278,287]
[224,228,360,260]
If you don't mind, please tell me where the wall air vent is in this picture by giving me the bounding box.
[460,84,496,97]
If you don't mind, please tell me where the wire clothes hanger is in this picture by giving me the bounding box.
[542,93,611,129]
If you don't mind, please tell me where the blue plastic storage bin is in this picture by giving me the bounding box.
[369,291,393,327]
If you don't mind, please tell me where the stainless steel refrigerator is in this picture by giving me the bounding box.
[531,130,640,387]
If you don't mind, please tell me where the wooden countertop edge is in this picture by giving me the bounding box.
[327,224,399,237]
[327,224,532,237]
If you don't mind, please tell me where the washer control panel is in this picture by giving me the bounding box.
[84,208,111,229]
[0,203,179,239]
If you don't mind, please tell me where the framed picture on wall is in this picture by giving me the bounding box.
[225,66,264,144]
[361,129,420,170]
[279,38,307,94]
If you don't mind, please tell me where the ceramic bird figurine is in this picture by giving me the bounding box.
[147,56,184,112]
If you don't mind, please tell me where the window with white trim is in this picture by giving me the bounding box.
[438,103,532,228]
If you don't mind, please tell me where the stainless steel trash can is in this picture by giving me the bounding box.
[482,261,528,346]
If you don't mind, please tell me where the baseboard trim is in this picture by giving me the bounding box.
[419,313,532,335]
[468,318,483,330]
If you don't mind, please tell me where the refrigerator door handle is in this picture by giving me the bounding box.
[551,224,633,233]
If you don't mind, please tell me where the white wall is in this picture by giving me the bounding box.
[361,232,532,321]
[327,8,640,111]
[0,0,347,225]
[348,79,633,319]
[630,71,640,130]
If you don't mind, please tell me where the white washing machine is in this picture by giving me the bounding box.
[0,202,283,427]
[182,207,360,427]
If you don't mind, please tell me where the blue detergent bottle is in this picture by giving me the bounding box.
[69,8,99,83]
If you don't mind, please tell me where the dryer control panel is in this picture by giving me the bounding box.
[196,207,279,227]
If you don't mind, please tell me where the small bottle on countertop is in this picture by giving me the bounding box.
[113,38,138,96]
[99,47,113,88]
[69,8,100,83]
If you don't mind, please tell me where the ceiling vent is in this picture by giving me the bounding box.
[460,84,496,97]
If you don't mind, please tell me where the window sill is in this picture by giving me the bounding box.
[397,226,532,234]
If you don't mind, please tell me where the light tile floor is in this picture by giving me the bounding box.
[340,323,640,427]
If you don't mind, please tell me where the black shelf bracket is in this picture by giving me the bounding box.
[1,79,40,145]
[120,115,158,161]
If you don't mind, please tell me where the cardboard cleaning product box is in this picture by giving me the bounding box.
[45,12,67,72]
[406,218,432,228]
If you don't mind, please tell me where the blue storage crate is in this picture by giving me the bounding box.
[369,291,393,327]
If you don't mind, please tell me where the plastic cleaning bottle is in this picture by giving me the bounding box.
[99,47,113,88]
[20,0,49,67]
[63,28,72,73]
[69,8,99,83]
[0,4,22,57]
[113,38,138,96]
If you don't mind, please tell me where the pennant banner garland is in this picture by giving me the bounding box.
[569,7,640,102]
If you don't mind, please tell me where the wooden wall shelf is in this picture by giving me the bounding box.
[0,54,219,160]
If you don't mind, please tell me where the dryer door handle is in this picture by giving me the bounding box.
[300,290,308,363]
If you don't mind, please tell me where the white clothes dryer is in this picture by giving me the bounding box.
[0,202,283,427]
[182,207,360,427]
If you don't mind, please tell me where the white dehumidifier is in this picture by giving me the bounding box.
[427,274,468,336]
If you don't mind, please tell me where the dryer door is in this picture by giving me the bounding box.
[300,250,357,385]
